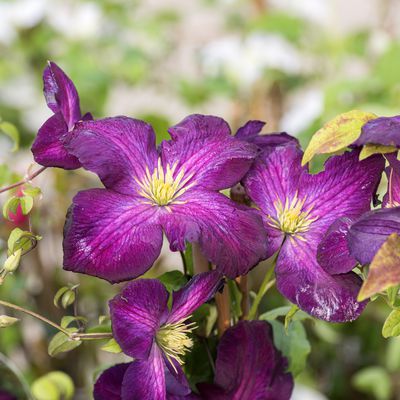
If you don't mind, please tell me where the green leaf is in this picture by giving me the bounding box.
[48,330,82,357]
[0,121,19,152]
[260,305,310,322]
[352,366,392,400]
[382,309,400,338]
[385,337,400,372]
[22,184,41,198]
[359,144,397,160]
[53,287,70,308]
[7,228,40,255]
[19,195,33,215]
[228,280,242,320]
[191,303,218,338]
[157,270,187,293]
[60,316,87,329]
[31,371,74,400]
[61,290,76,309]
[269,320,310,376]
[284,305,299,332]
[3,248,22,272]
[302,110,377,165]
[358,233,400,301]
[2,196,20,219]
[0,315,19,328]
[101,338,122,353]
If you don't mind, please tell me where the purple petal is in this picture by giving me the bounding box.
[121,346,166,400]
[167,270,223,324]
[354,115,400,147]
[93,363,130,400]
[63,189,163,283]
[161,114,258,191]
[160,191,267,278]
[300,150,385,236]
[199,321,293,400]
[317,217,357,274]
[383,153,400,207]
[235,120,266,139]
[31,113,81,169]
[276,238,367,322]
[164,361,191,397]
[65,117,158,195]
[348,208,400,265]
[110,280,169,359]
[43,62,81,129]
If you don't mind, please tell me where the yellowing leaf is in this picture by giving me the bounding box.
[383,310,400,338]
[302,110,377,166]
[358,233,400,301]
[101,338,122,353]
[359,144,397,160]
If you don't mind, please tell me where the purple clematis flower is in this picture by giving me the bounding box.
[198,321,293,400]
[243,141,385,321]
[62,114,267,283]
[31,61,92,169]
[93,270,222,400]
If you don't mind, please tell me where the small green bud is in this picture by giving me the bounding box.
[4,248,22,272]
[0,315,19,328]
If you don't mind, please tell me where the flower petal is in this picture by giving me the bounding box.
[354,115,400,147]
[161,114,258,191]
[164,361,191,397]
[93,363,130,400]
[110,280,169,359]
[65,117,158,195]
[31,113,81,169]
[317,217,357,274]
[63,189,163,283]
[43,62,81,129]
[301,150,384,236]
[199,321,293,400]
[348,208,400,265]
[383,153,400,207]
[161,191,267,278]
[276,238,367,322]
[167,270,223,324]
[121,346,166,400]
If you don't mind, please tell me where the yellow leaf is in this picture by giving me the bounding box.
[358,233,400,301]
[302,110,377,166]
[359,144,397,160]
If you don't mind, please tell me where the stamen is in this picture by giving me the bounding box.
[156,318,196,370]
[135,158,196,206]
[268,192,317,236]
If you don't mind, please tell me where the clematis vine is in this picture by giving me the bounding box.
[198,321,293,400]
[31,61,92,169]
[62,114,267,282]
[243,140,384,321]
[93,270,222,400]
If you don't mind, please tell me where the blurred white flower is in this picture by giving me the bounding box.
[0,0,46,44]
[202,33,302,87]
[280,87,323,134]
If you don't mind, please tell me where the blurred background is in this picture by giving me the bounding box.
[1,0,400,399]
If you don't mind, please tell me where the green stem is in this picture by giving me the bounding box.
[0,166,46,194]
[0,299,71,336]
[180,251,188,276]
[247,255,278,320]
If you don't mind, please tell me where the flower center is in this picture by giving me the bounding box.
[156,318,196,368]
[136,158,195,207]
[268,192,317,237]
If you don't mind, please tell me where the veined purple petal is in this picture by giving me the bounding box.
[161,191,267,278]
[383,153,400,207]
[110,280,169,359]
[31,112,81,169]
[354,115,400,147]
[317,217,357,274]
[164,361,191,397]
[161,114,258,191]
[43,61,81,129]
[276,238,366,322]
[65,117,158,195]
[199,321,293,400]
[301,150,384,236]
[63,189,163,283]
[167,270,223,324]
[235,120,299,150]
[93,363,130,400]
[348,208,400,265]
[121,346,166,400]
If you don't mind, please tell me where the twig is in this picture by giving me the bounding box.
[0,166,46,194]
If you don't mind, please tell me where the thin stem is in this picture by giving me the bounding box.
[72,332,113,341]
[202,337,215,374]
[247,255,278,320]
[180,251,188,276]
[215,287,231,337]
[0,299,70,336]
[0,166,46,194]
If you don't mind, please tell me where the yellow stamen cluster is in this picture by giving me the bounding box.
[136,159,195,208]
[156,318,196,369]
[268,192,317,238]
